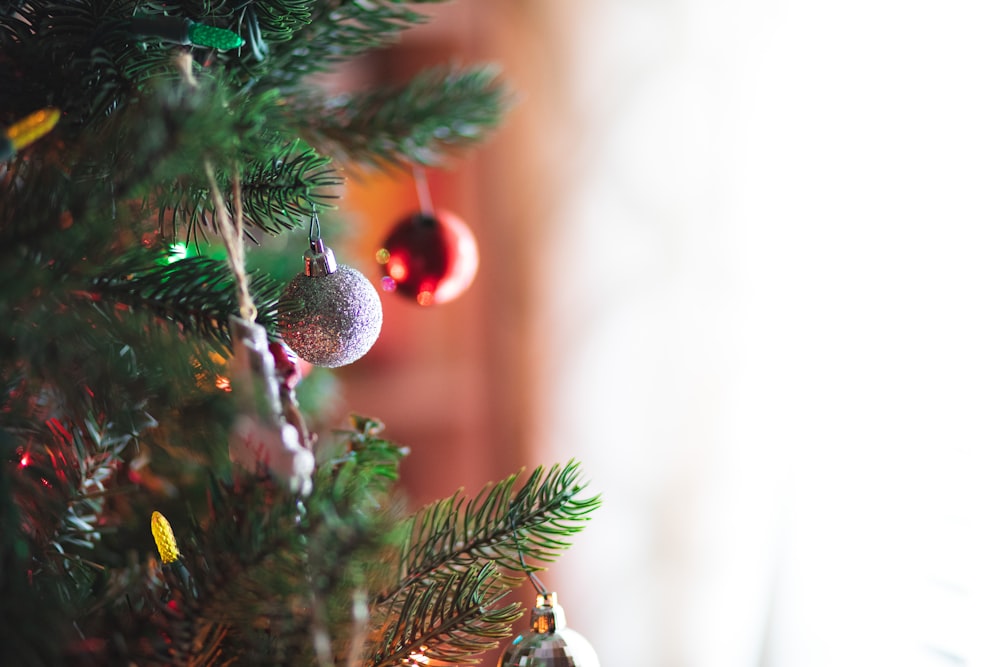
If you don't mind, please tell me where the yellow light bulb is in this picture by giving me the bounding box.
[151,511,181,564]
[5,108,60,151]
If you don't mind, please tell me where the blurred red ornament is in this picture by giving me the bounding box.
[268,341,311,390]
[376,210,479,306]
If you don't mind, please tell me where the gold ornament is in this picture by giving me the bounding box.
[151,511,181,564]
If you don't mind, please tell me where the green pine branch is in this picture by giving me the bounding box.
[89,252,286,350]
[0,0,135,124]
[89,80,340,238]
[322,0,449,61]
[246,0,449,89]
[0,456,72,667]
[98,561,229,665]
[328,415,410,515]
[151,143,340,240]
[0,0,237,128]
[231,0,315,49]
[0,252,226,427]
[135,472,398,665]
[89,479,307,665]
[0,390,157,659]
[296,65,510,168]
[0,159,81,265]
[0,2,567,666]
[366,562,521,667]
[42,410,148,564]
[383,462,600,602]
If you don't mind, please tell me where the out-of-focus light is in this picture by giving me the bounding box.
[167,242,190,263]
[406,648,431,665]
[387,258,408,282]
[1,108,60,159]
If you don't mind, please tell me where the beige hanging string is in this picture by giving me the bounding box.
[203,159,256,322]
[180,45,255,322]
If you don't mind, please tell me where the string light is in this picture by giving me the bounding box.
[128,16,245,51]
[1,108,60,160]
[151,511,181,564]
[166,242,190,263]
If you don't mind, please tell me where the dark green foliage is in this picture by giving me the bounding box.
[108,458,593,667]
[216,143,341,234]
[0,0,591,664]
[368,562,521,666]
[393,462,600,594]
[77,79,341,239]
[244,0,449,88]
[0,158,75,251]
[51,415,598,666]
[0,383,157,667]
[0,0,136,124]
[90,251,287,350]
[0,431,73,667]
[329,415,410,509]
[297,65,510,167]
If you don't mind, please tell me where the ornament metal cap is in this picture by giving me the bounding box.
[498,590,601,667]
[532,592,567,635]
[304,237,337,277]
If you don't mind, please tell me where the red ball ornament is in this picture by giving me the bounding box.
[376,209,479,306]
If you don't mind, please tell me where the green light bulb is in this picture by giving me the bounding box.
[187,21,245,51]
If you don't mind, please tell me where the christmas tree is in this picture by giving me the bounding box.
[0,1,600,665]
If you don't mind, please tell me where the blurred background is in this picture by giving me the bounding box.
[317,1,1000,665]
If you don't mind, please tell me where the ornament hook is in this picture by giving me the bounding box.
[510,513,549,597]
[308,205,321,242]
[500,514,602,666]
[412,165,434,217]
[304,206,336,276]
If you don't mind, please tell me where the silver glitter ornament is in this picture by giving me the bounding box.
[277,238,382,368]
[499,592,600,667]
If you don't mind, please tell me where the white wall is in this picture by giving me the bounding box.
[538,2,1000,665]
